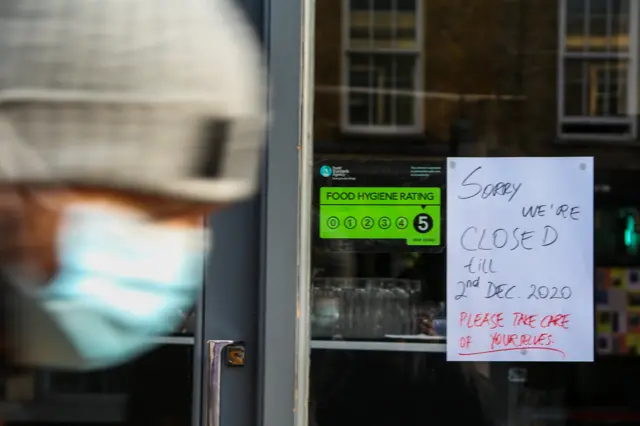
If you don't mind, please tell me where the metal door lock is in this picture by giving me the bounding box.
[226,342,245,367]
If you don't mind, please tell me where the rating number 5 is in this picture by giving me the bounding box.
[413,213,433,234]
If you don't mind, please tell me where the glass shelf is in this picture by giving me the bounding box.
[310,340,446,352]
[150,335,195,345]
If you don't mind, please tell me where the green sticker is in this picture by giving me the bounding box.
[319,187,441,246]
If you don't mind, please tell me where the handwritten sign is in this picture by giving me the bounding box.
[446,157,594,362]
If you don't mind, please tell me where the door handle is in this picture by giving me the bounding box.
[205,340,245,426]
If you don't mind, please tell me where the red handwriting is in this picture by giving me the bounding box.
[512,312,570,329]
[459,312,504,329]
[513,312,537,328]
[458,312,570,359]
[458,347,566,359]
[540,314,570,329]
[490,331,554,349]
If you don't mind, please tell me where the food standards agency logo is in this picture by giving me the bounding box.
[319,165,333,177]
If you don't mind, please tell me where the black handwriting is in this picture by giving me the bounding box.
[458,166,522,202]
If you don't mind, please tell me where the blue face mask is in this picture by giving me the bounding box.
[12,205,205,370]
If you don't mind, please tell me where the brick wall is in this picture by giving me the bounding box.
[314,0,342,143]
[313,0,640,169]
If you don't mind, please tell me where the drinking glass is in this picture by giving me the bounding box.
[408,280,422,335]
[336,277,356,337]
[363,278,386,338]
[352,278,371,337]
[311,278,342,338]
[381,279,410,335]
[432,301,446,336]
[395,279,413,335]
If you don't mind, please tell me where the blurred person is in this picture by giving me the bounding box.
[0,0,265,377]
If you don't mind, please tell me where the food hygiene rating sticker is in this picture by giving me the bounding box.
[319,187,441,246]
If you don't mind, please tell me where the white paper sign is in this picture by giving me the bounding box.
[446,157,594,362]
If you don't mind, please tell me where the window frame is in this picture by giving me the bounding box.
[589,61,628,116]
[557,0,639,141]
[340,0,424,134]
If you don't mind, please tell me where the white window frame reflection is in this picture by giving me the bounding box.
[558,0,639,140]
[589,62,628,116]
[341,0,424,134]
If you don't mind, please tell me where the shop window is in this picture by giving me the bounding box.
[343,0,422,133]
[559,0,638,140]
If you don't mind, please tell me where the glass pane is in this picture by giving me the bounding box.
[565,0,586,50]
[372,10,394,49]
[348,54,373,125]
[591,0,630,51]
[588,0,608,37]
[395,95,415,126]
[351,0,369,11]
[346,53,417,127]
[566,0,630,52]
[396,0,416,12]
[310,0,640,424]
[371,54,404,88]
[375,93,393,125]
[349,0,417,49]
[564,59,586,116]
[394,55,416,89]
[590,0,610,14]
[564,59,628,117]
[566,14,585,39]
[566,0,586,17]
[372,0,393,46]
[395,11,416,49]
[611,0,630,50]
[350,9,371,49]
[348,92,371,125]
[349,53,373,87]
[373,0,391,11]
[588,60,628,117]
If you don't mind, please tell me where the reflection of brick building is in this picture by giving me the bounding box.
[314,0,640,168]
